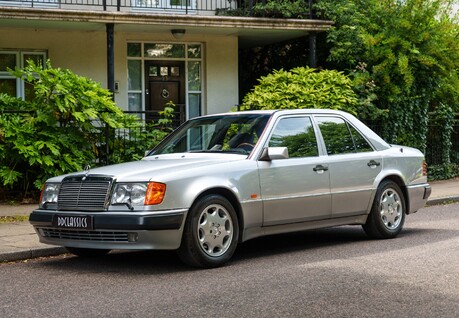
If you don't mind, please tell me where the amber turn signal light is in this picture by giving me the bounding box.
[145,182,166,205]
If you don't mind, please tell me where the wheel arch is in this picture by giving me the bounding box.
[190,187,244,242]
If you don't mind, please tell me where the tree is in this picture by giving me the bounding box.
[315,0,459,153]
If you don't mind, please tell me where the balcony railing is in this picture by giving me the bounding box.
[0,0,313,17]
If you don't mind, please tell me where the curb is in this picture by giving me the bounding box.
[0,246,67,263]
[425,196,459,207]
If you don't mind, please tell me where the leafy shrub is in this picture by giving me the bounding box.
[0,60,136,196]
[240,67,363,115]
[251,0,308,18]
[217,0,308,19]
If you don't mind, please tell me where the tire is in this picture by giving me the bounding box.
[363,180,406,239]
[66,247,111,257]
[177,194,239,268]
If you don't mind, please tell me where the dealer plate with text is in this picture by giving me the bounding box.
[53,215,93,230]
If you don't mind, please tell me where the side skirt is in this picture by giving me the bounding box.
[242,214,368,242]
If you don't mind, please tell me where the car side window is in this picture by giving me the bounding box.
[348,124,374,152]
[316,116,373,155]
[268,117,319,158]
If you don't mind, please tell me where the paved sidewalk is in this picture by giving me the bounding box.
[0,179,458,263]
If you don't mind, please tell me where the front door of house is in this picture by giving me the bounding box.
[145,61,185,123]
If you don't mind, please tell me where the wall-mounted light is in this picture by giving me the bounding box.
[171,29,186,39]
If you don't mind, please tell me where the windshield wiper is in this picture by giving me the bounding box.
[188,149,249,155]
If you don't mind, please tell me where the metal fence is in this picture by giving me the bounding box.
[2,109,459,167]
[0,0,313,15]
[425,122,459,165]
[97,107,186,165]
[103,113,459,166]
[366,120,459,166]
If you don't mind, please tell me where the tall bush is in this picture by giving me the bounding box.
[240,66,375,116]
[0,60,136,195]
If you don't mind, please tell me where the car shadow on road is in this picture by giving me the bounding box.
[35,225,455,274]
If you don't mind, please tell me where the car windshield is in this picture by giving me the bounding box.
[150,113,271,156]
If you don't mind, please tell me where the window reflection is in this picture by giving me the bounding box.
[188,61,201,91]
[0,54,17,71]
[316,117,373,155]
[144,44,185,58]
[269,117,319,158]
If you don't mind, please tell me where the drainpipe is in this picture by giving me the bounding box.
[106,23,115,100]
[309,32,317,68]
[308,0,317,68]
[106,23,115,165]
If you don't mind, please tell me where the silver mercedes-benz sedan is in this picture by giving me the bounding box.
[30,109,431,267]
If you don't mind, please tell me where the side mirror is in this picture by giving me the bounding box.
[145,150,151,157]
[259,147,289,161]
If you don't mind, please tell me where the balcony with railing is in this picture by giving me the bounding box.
[0,0,314,17]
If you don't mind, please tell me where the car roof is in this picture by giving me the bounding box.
[197,109,390,151]
[204,109,351,117]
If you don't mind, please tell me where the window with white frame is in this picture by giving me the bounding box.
[0,50,47,100]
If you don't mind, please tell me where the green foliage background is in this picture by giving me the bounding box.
[237,0,459,179]
[0,61,136,195]
[314,0,459,154]
[240,67,364,115]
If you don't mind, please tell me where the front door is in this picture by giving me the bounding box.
[258,115,332,226]
[145,61,185,123]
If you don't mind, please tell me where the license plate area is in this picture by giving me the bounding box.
[52,215,93,230]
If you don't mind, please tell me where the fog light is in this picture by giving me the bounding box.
[128,232,138,242]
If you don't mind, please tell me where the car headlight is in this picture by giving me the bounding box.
[40,183,60,209]
[111,182,166,208]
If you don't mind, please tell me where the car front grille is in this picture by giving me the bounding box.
[58,175,113,211]
[40,228,129,242]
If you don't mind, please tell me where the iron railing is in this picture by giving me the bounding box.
[2,109,458,167]
[98,106,186,164]
[0,0,313,16]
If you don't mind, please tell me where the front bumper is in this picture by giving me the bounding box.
[29,209,187,250]
[406,183,431,214]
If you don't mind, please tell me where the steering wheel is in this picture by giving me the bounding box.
[236,142,255,151]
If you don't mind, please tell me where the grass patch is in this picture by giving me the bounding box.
[0,215,29,224]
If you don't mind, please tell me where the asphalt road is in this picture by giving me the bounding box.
[1,203,458,318]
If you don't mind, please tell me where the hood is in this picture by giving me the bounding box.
[47,153,246,183]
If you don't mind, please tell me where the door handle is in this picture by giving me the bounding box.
[313,165,329,172]
[367,160,381,167]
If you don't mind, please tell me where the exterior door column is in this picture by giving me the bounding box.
[106,23,115,100]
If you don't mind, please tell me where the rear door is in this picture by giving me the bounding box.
[258,115,331,226]
[315,116,382,217]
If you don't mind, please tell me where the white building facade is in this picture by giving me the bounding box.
[0,1,332,121]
